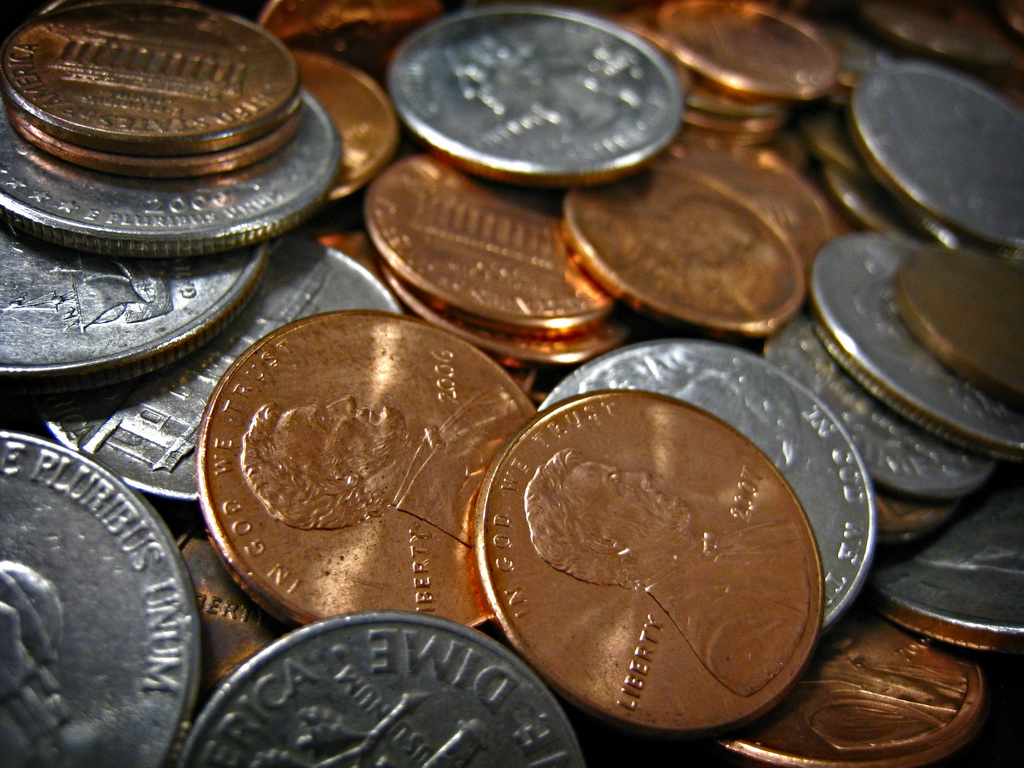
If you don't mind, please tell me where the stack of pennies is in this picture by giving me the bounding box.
[4,0,1024,767]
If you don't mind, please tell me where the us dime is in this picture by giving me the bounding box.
[177,611,584,767]
[388,4,683,185]
[0,431,200,767]
[542,339,876,630]
[35,235,400,500]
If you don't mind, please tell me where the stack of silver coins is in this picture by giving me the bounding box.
[2,1,1023,767]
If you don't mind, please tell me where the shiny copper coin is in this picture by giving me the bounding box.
[876,491,960,545]
[290,50,398,200]
[716,609,989,768]
[4,99,300,177]
[682,104,788,136]
[179,527,287,694]
[895,246,1024,410]
[668,137,843,272]
[564,153,805,336]
[475,390,823,738]
[656,0,840,101]
[380,262,628,367]
[366,154,615,334]
[196,310,535,626]
[2,1,300,156]
[258,0,442,83]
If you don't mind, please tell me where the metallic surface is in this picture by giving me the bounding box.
[476,390,823,737]
[851,60,1024,252]
[290,50,399,201]
[716,610,989,767]
[541,339,875,630]
[178,528,285,694]
[388,4,683,185]
[0,226,266,392]
[657,0,840,101]
[196,311,535,626]
[565,154,804,337]
[811,233,1024,461]
[5,101,301,178]
[875,491,960,546]
[366,155,613,333]
[0,92,340,257]
[35,234,401,500]
[871,473,1024,653]
[258,0,443,82]
[0,430,200,767]
[1,1,299,155]
[765,314,995,501]
[177,611,584,767]
[820,161,918,237]
[895,245,1024,410]
[380,262,628,367]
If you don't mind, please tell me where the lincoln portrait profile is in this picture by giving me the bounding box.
[525,448,814,697]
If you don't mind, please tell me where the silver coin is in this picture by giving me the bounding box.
[541,339,876,630]
[0,92,339,257]
[851,60,1024,252]
[765,314,995,500]
[0,225,266,392]
[871,471,1024,652]
[0,430,200,767]
[34,234,402,500]
[388,4,682,185]
[178,610,585,767]
[811,232,1024,460]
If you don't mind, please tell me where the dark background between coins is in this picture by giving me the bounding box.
[0,1,1021,766]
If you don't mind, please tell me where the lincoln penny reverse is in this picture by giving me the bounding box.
[475,390,823,738]
[196,311,535,626]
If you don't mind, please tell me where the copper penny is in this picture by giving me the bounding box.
[258,0,442,83]
[682,104,788,137]
[668,137,843,272]
[380,262,629,367]
[4,98,300,177]
[716,609,989,768]
[290,50,399,201]
[2,1,300,156]
[656,0,840,101]
[196,310,535,626]
[179,527,286,694]
[895,245,1024,410]
[366,155,615,334]
[564,153,805,336]
[876,491,960,545]
[475,390,823,738]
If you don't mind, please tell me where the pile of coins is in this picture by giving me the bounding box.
[2,0,1023,767]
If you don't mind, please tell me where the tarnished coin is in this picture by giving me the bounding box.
[259,0,443,82]
[388,4,683,185]
[564,153,805,336]
[541,339,875,630]
[765,314,995,501]
[34,234,400,500]
[871,470,1024,653]
[716,610,989,768]
[290,50,399,201]
[820,161,920,237]
[850,60,1024,252]
[476,390,823,737]
[4,100,301,177]
[380,262,628,367]
[895,245,1024,410]
[177,611,584,767]
[876,491,961,546]
[1,1,299,156]
[179,527,286,694]
[0,226,266,393]
[196,311,535,626]
[0,91,340,257]
[811,233,1024,461]
[656,0,840,101]
[366,155,613,334]
[0,430,200,767]
[800,108,866,178]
